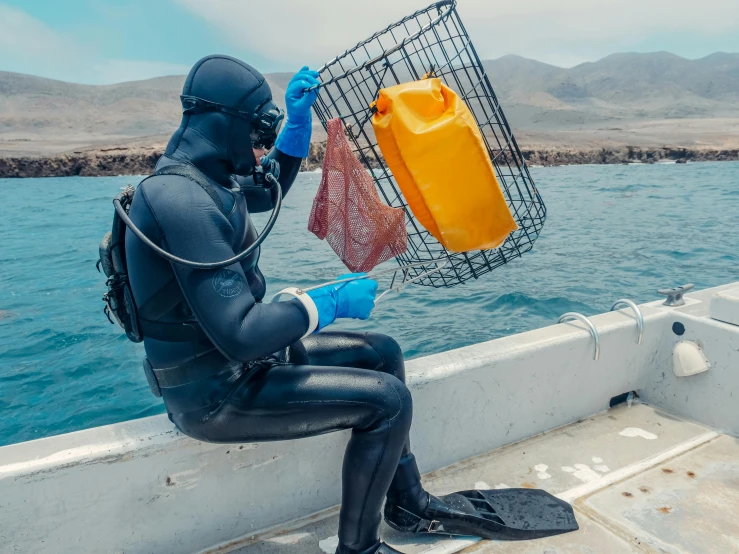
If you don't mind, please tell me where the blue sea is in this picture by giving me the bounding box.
[1,162,738,447]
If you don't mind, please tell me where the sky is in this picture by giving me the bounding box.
[1,0,738,85]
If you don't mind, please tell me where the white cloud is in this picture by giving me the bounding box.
[462,0,739,65]
[2,0,737,84]
[176,0,739,68]
[0,4,189,84]
[175,0,416,69]
[0,4,82,71]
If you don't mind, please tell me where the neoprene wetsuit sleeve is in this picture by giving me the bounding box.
[235,149,303,213]
[139,175,312,361]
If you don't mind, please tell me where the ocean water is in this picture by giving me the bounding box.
[1,162,738,447]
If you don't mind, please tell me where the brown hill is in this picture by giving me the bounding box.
[1,52,738,157]
[0,71,302,156]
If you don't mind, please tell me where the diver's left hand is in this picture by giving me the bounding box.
[284,66,320,119]
[334,273,378,320]
[305,272,378,331]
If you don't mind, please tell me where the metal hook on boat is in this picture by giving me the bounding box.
[610,299,644,345]
[558,312,600,361]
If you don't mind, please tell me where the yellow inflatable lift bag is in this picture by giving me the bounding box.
[371,78,518,253]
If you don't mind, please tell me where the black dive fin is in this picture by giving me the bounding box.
[385,488,578,541]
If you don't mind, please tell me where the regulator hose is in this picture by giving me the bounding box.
[114,173,282,270]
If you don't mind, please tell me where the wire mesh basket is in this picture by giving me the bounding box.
[312,0,546,287]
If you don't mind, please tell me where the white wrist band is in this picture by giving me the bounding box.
[272,287,319,338]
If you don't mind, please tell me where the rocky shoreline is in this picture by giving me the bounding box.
[521,146,739,166]
[0,143,737,178]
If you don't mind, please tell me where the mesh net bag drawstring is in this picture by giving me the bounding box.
[308,118,408,273]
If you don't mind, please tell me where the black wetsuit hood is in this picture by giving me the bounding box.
[164,54,273,184]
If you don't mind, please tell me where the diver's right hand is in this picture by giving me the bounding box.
[275,66,320,158]
[307,273,378,331]
[284,66,320,119]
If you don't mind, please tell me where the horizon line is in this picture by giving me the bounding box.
[1,50,737,87]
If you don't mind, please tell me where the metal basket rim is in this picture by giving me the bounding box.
[310,0,457,91]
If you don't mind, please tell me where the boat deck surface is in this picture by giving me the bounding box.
[227,403,738,554]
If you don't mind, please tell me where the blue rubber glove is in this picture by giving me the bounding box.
[307,273,378,331]
[285,66,320,118]
[275,66,320,158]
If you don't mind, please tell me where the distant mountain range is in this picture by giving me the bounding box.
[483,52,739,125]
[1,51,738,157]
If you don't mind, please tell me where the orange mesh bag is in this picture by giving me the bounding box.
[309,118,407,272]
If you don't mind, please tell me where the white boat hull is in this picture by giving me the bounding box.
[1,283,738,553]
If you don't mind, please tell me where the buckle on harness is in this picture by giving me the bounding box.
[393,504,442,534]
[426,519,442,533]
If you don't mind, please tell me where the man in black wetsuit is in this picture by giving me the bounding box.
[124,55,578,554]
[125,55,427,554]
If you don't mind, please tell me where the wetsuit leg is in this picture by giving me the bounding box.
[289,331,406,389]
[292,332,428,514]
[175,357,412,553]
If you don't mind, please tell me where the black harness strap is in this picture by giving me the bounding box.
[147,350,233,389]
[136,278,209,341]
[132,164,230,343]
[153,164,230,218]
[145,352,281,393]
[137,278,181,320]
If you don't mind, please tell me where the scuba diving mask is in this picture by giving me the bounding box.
[250,98,284,149]
[180,95,284,150]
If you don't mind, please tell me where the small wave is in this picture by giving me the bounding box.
[653,249,699,260]
[482,292,596,319]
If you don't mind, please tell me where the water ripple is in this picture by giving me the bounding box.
[1,162,738,446]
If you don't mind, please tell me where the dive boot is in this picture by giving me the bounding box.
[384,488,579,541]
